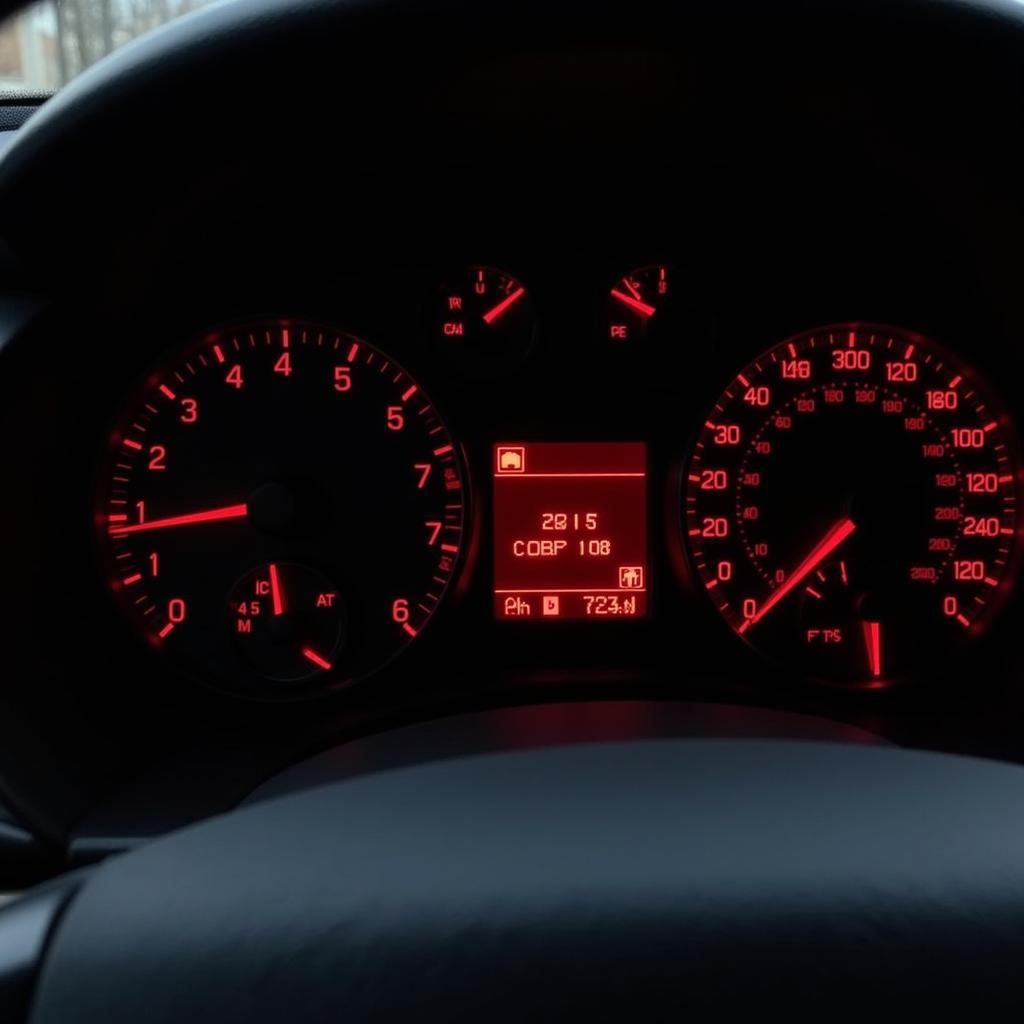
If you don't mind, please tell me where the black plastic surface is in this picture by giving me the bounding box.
[29,739,1024,1020]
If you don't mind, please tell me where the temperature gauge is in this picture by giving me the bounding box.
[433,266,536,376]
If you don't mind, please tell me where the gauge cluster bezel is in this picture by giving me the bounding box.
[60,255,1024,708]
[0,156,1021,733]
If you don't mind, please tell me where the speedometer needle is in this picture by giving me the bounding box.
[481,286,526,325]
[108,502,249,535]
[738,517,857,634]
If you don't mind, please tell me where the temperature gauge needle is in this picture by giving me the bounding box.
[269,563,286,616]
[862,620,883,678]
[739,517,857,633]
[481,286,526,325]
[108,502,249,535]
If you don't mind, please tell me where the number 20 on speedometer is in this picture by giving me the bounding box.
[684,324,1019,686]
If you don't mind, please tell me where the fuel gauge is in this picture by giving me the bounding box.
[602,264,714,379]
[606,265,675,344]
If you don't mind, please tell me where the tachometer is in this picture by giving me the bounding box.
[684,324,1018,685]
[97,321,467,699]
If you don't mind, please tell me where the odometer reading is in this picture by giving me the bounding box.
[685,324,1018,685]
[98,322,466,698]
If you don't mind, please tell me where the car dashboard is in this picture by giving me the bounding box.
[1,0,1024,879]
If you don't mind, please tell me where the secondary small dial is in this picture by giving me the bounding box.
[433,266,536,376]
[684,324,1019,685]
[97,321,467,698]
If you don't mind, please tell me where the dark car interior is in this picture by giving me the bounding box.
[2,0,1024,1018]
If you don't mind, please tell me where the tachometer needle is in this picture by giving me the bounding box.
[108,502,249,535]
[863,620,883,678]
[610,288,657,318]
[739,517,857,633]
[269,563,286,616]
[481,286,526,325]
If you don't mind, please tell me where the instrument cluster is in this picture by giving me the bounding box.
[89,261,1023,701]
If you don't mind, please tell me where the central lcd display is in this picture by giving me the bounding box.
[493,442,647,619]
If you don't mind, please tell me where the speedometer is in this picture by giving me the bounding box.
[96,321,467,699]
[684,324,1019,686]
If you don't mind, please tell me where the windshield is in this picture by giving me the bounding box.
[0,0,222,94]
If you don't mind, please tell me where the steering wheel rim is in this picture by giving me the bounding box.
[15,737,1024,1021]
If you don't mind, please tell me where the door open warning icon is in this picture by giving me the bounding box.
[496,446,525,473]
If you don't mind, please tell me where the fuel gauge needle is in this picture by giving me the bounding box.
[610,288,656,318]
[862,620,883,678]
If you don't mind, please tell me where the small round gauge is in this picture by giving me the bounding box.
[433,266,536,376]
[229,562,346,683]
[97,322,467,699]
[605,265,677,344]
[684,323,1019,686]
[602,264,714,382]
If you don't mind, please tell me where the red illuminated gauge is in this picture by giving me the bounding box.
[602,264,714,384]
[97,322,467,699]
[434,266,536,376]
[605,265,678,344]
[229,563,346,683]
[684,324,1019,686]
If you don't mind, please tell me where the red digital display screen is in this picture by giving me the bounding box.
[493,442,647,620]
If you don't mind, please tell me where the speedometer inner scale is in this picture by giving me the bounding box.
[685,324,1018,685]
[97,321,466,698]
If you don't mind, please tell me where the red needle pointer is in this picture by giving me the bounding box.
[739,517,857,634]
[863,620,883,678]
[481,286,526,325]
[610,288,657,318]
[301,647,332,671]
[108,502,249,535]
[269,563,285,616]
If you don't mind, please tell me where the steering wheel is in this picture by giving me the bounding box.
[7,739,1024,1019]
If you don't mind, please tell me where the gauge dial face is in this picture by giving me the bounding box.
[603,264,714,384]
[97,322,467,699]
[605,264,677,344]
[684,324,1019,685]
[434,266,536,376]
